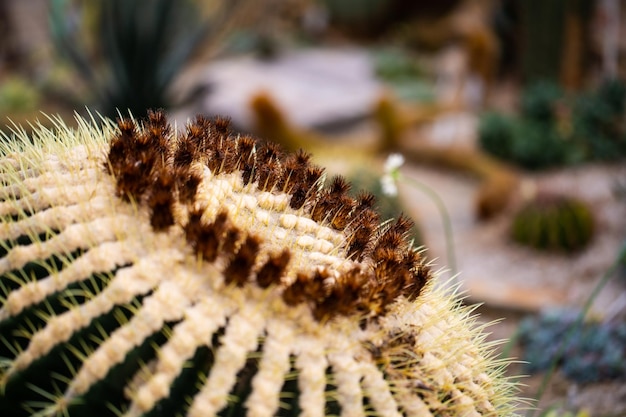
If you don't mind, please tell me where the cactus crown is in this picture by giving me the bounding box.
[105,110,429,320]
[0,111,518,417]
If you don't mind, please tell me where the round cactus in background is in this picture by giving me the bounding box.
[0,111,518,416]
[511,193,594,253]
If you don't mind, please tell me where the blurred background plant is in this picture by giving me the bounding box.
[47,0,252,118]
[0,75,40,113]
[539,408,590,417]
[518,0,594,87]
[322,0,460,40]
[371,48,434,103]
[571,78,626,161]
[511,193,594,253]
[517,308,626,385]
[478,79,626,170]
[614,175,626,282]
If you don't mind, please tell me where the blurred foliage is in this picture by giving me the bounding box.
[479,79,626,170]
[478,112,573,170]
[0,77,40,112]
[519,0,594,85]
[619,239,626,282]
[511,194,594,253]
[615,177,626,281]
[518,309,626,384]
[519,0,566,84]
[520,81,563,124]
[476,112,515,161]
[372,49,434,103]
[322,0,392,35]
[49,0,246,118]
[321,0,460,37]
[373,48,424,81]
[540,408,589,417]
[571,79,626,161]
[509,120,573,170]
[479,81,574,170]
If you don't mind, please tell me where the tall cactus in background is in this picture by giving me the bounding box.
[520,0,566,83]
[520,0,594,86]
[0,111,519,416]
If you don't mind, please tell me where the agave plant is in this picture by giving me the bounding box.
[48,0,248,118]
[0,111,519,416]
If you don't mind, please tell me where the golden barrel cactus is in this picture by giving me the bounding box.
[0,112,518,416]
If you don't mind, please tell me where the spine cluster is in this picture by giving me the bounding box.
[105,110,429,320]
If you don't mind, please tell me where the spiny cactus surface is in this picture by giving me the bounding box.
[511,194,594,253]
[0,111,517,416]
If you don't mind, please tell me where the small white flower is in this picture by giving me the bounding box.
[384,153,405,173]
[381,153,405,197]
[380,174,398,197]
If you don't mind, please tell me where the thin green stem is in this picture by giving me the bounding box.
[401,174,458,278]
[500,326,521,360]
[527,257,621,417]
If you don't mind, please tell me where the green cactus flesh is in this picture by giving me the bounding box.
[0,111,518,416]
[511,194,594,253]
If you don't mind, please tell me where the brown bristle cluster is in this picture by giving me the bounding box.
[104,111,431,320]
[256,249,291,289]
[368,216,429,308]
[184,210,234,262]
[282,215,430,320]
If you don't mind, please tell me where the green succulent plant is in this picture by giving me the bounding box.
[477,112,515,162]
[510,120,574,170]
[479,79,626,170]
[511,194,594,253]
[0,77,40,112]
[520,81,563,125]
[0,111,519,416]
[48,0,247,118]
[371,49,433,102]
[571,78,626,161]
[478,112,572,170]
[540,408,589,417]
[518,308,626,384]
